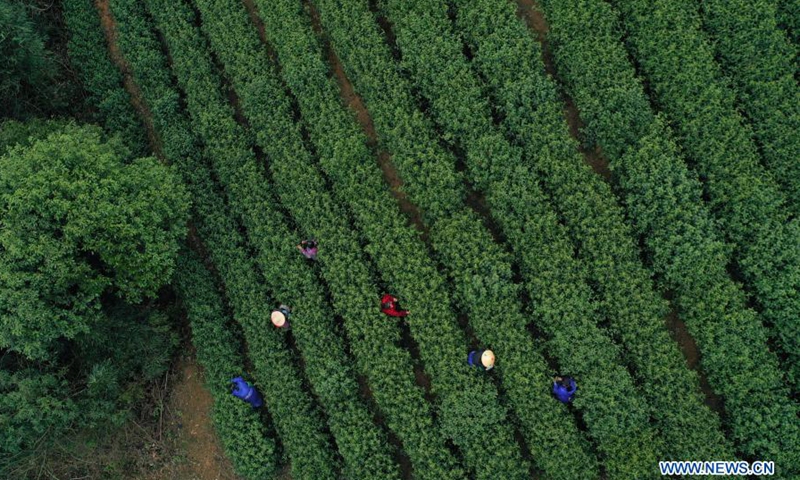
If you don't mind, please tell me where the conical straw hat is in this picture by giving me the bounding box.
[481,350,495,368]
[271,310,287,327]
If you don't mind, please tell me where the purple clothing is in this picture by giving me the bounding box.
[553,377,577,403]
[299,240,318,260]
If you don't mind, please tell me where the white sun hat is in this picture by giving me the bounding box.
[481,350,495,369]
[271,310,287,327]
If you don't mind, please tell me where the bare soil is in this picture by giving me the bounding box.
[275,465,293,480]
[665,309,725,414]
[92,8,239,477]
[514,0,611,180]
[241,0,268,45]
[134,357,238,480]
[95,0,165,157]
[304,0,429,237]
[464,189,508,247]
[412,364,435,404]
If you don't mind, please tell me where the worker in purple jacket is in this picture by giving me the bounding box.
[230,376,263,408]
[297,239,318,261]
[553,376,577,403]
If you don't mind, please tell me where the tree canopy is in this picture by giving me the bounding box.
[0,124,189,359]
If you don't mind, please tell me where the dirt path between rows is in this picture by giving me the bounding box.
[303,0,429,238]
[137,358,239,480]
[665,310,725,415]
[241,0,268,45]
[516,0,726,414]
[514,0,610,180]
[95,0,164,157]
[93,4,241,478]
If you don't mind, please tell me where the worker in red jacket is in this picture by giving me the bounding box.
[381,294,409,317]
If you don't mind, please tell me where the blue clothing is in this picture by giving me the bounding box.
[553,377,576,403]
[467,350,492,370]
[467,350,479,367]
[231,376,264,408]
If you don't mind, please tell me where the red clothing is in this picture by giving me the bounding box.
[381,294,409,317]
[381,294,396,304]
[382,307,409,317]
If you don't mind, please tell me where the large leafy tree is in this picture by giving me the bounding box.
[0,304,180,467]
[0,124,189,360]
[0,118,70,154]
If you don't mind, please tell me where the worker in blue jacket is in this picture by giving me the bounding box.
[467,349,495,371]
[230,376,263,408]
[553,376,576,403]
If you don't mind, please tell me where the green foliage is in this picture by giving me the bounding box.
[449,0,732,464]
[61,0,146,157]
[367,0,664,476]
[0,368,77,457]
[697,0,800,216]
[0,0,54,118]
[617,120,800,473]
[0,120,183,474]
[534,0,654,161]
[0,118,70,154]
[256,1,600,478]
[535,0,800,472]
[0,301,180,469]
[183,0,466,478]
[312,4,465,224]
[174,250,277,480]
[104,0,344,478]
[775,0,800,46]
[77,304,179,384]
[0,125,188,359]
[609,0,800,390]
[135,0,405,477]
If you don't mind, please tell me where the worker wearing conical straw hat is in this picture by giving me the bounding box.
[467,349,495,371]
[271,304,291,329]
